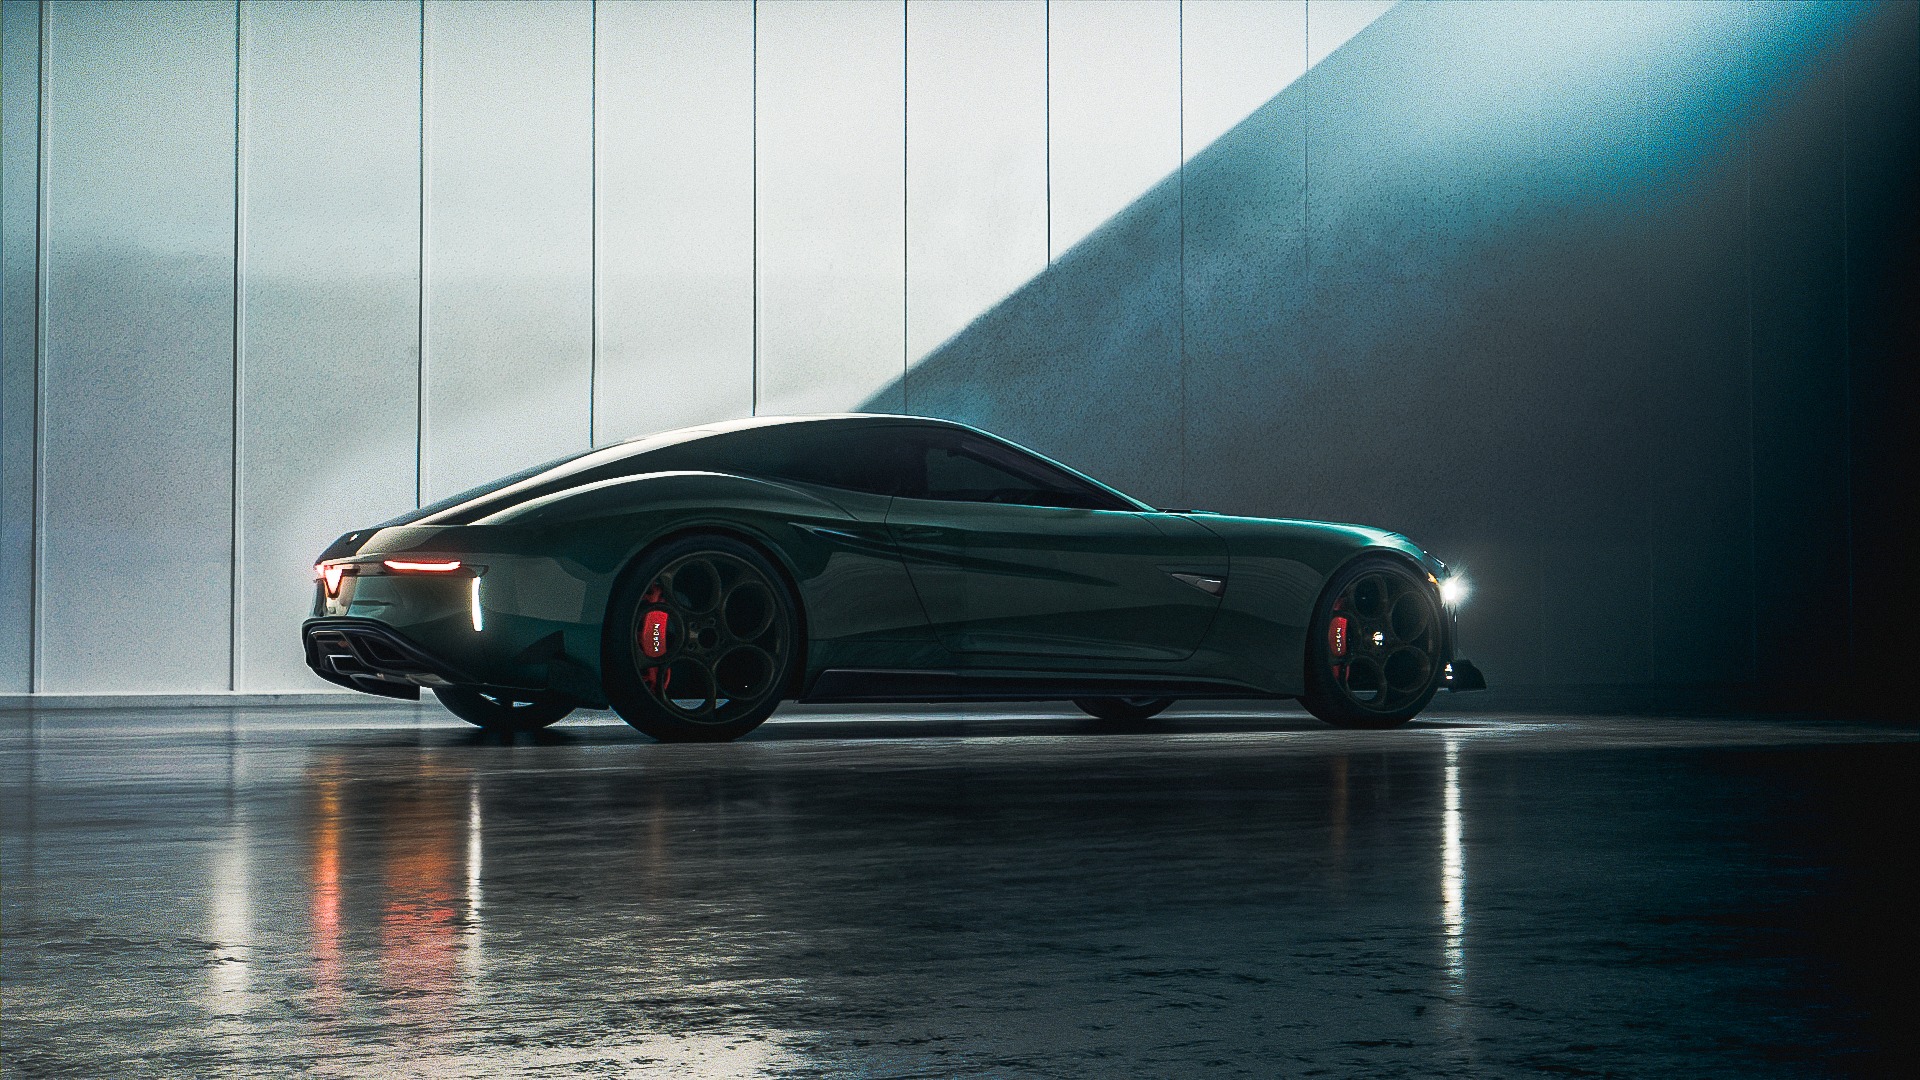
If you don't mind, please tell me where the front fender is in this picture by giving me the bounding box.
[1184,515,1439,696]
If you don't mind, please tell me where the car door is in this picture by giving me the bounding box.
[885,429,1228,663]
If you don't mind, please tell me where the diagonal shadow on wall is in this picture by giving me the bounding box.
[864,0,1918,694]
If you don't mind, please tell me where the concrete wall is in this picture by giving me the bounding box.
[0,1,1913,698]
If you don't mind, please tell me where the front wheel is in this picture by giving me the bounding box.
[1300,556,1445,729]
[433,686,575,732]
[602,535,799,743]
[1073,696,1174,723]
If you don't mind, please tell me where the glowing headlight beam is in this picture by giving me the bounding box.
[1439,575,1470,607]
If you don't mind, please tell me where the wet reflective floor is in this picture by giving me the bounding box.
[4,704,1917,1078]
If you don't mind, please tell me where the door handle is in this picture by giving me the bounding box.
[893,526,946,542]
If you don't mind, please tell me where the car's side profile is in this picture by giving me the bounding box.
[304,414,1483,740]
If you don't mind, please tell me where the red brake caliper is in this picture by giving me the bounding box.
[640,586,671,693]
[1329,601,1350,686]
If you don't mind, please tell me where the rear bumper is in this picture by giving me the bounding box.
[303,617,474,701]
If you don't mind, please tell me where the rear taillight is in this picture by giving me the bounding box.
[383,559,463,573]
[315,563,348,598]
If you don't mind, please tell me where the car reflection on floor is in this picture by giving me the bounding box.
[302,759,477,1013]
[5,707,1918,1076]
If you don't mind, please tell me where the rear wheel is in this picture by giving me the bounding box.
[602,535,798,743]
[433,686,574,732]
[1301,556,1445,729]
[1073,696,1174,723]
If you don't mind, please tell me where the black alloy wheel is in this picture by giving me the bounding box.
[1073,696,1175,723]
[602,535,798,743]
[433,686,575,732]
[1301,555,1445,729]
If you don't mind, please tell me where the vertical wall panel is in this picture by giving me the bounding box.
[1181,0,1307,514]
[757,0,906,416]
[238,0,420,691]
[1183,0,1306,159]
[1306,0,1396,68]
[39,1,236,692]
[1047,0,1180,259]
[422,0,592,501]
[1639,1,1757,684]
[595,0,753,443]
[904,0,1047,378]
[1,0,39,692]
[1035,0,1181,503]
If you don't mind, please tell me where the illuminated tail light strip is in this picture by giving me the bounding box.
[314,563,349,598]
[383,559,464,573]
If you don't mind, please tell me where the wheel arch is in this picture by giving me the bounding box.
[1300,546,1455,714]
[599,523,813,699]
[1306,546,1452,665]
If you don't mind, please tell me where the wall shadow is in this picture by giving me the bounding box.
[871,1,1919,701]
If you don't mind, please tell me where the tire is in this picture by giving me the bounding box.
[602,534,799,743]
[433,686,575,732]
[1073,696,1175,723]
[1300,555,1445,729]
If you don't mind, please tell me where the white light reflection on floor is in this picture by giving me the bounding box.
[1441,737,1466,997]
[463,775,484,980]
[206,819,254,1015]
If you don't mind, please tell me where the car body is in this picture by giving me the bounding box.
[304,414,1482,734]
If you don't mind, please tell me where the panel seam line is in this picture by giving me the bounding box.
[417,0,428,506]
[231,1,246,691]
[751,0,759,415]
[31,0,48,693]
[589,0,598,447]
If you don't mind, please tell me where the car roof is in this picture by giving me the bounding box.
[613,412,964,446]
[378,412,1144,530]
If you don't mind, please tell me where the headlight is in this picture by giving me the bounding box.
[1439,574,1469,607]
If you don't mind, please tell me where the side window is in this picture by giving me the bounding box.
[769,427,913,496]
[652,424,914,497]
[912,432,1131,510]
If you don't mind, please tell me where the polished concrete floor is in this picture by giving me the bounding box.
[3,702,1916,1078]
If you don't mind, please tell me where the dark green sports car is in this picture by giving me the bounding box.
[304,414,1483,740]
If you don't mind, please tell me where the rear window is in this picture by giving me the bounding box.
[381,427,725,527]
[375,449,596,528]
[380,421,920,526]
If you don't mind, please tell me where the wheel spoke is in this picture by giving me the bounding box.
[721,577,777,643]
[657,656,719,715]
[633,549,790,725]
[1332,568,1439,713]
[714,644,777,701]
[1388,592,1429,644]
